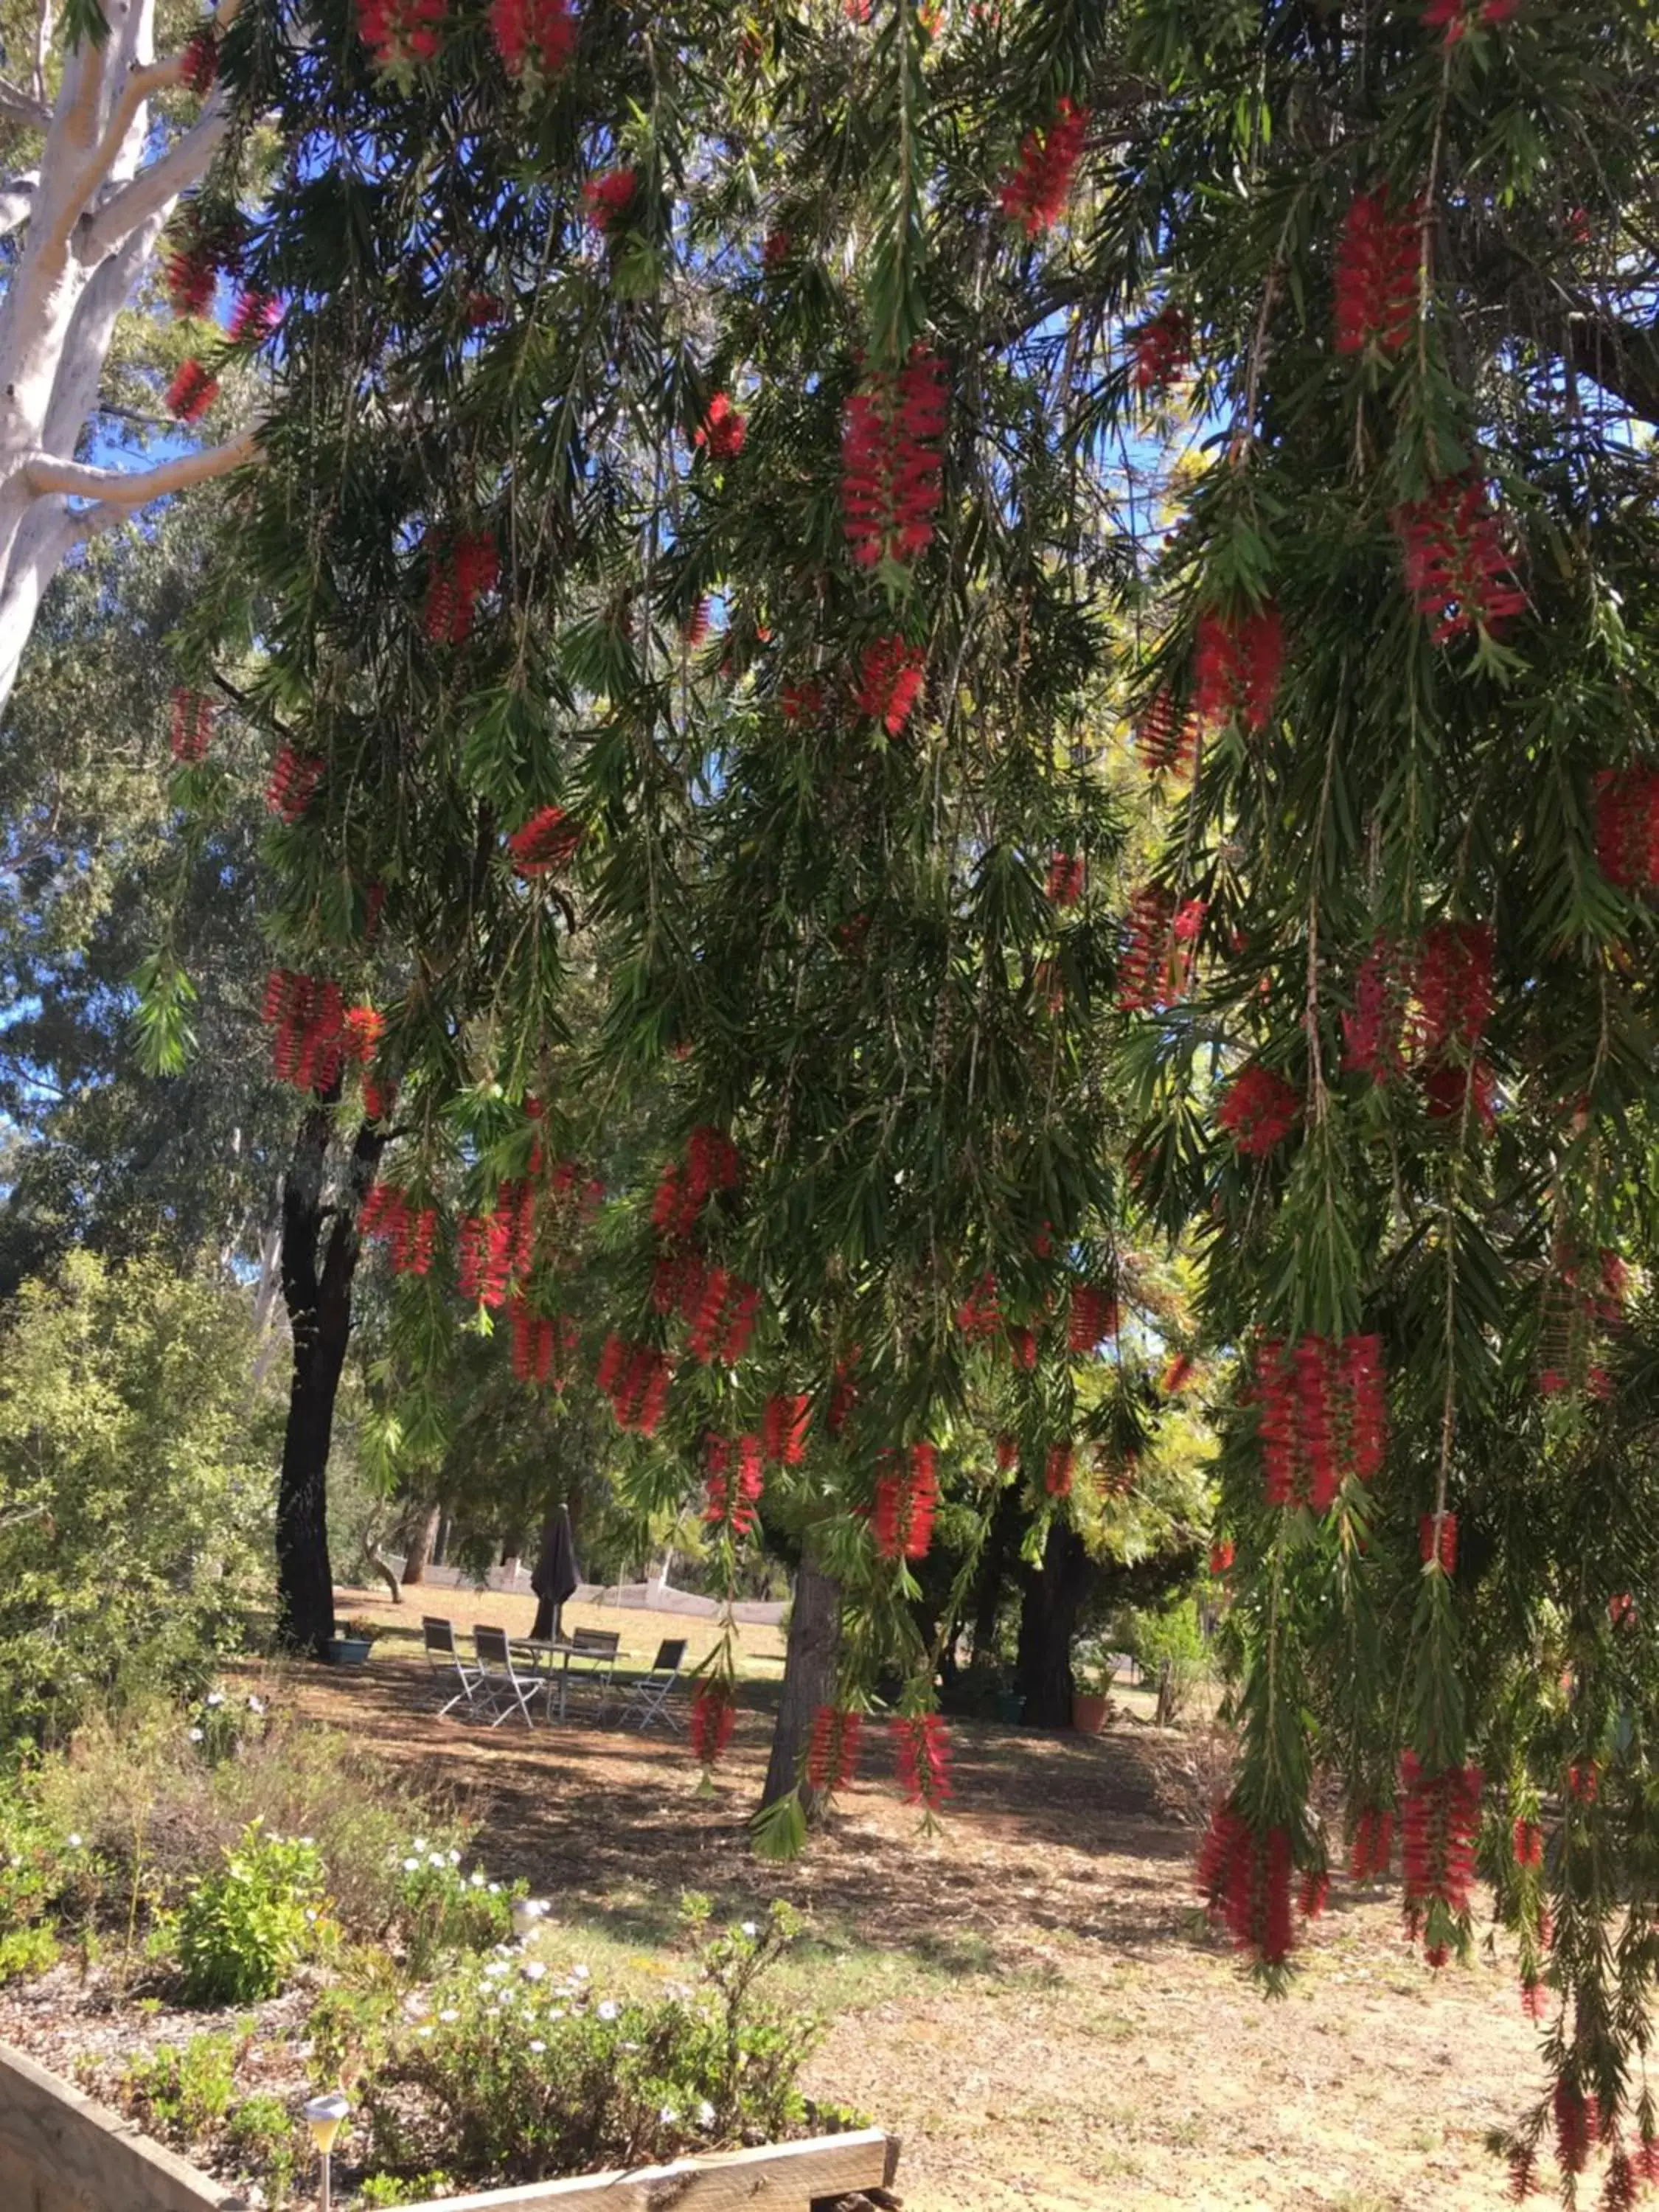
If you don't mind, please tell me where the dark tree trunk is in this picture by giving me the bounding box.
[970,1481,1023,1661]
[275,1105,383,1659]
[400,1503,441,1586]
[759,1546,841,1817]
[1016,1519,1096,1728]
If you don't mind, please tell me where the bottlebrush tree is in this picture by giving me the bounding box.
[0,0,265,714]
[179,0,1659,2189]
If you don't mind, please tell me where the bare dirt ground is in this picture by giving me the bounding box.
[295,1585,1546,2212]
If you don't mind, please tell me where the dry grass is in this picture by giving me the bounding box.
[274,1593,1549,2212]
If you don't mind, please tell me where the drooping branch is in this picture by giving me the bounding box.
[21,422,261,503]
[0,77,49,128]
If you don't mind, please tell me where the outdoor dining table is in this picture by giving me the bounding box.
[509,1635,600,1722]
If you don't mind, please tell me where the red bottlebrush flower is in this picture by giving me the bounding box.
[506,804,581,878]
[779,678,822,724]
[1209,1538,1234,1576]
[1568,1761,1599,1803]
[1419,1509,1457,1574]
[1349,1806,1395,1881]
[954,1270,1002,1341]
[893,1713,952,1809]
[1006,1324,1037,1370]
[1512,1817,1544,1869]
[872,1445,939,1560]
[169,686,213,763]
[266,743,324,821]
[1414,920,1494,1052]
[1343,937,1408,1082]
[995,1433,1019,1472]
[1342,1333,1388,1480]
[689,1680,736,1765]
[1135,688,1197,777]
[164,243,217,319]
[165,359,218,423]
[1043,1443,1074,1498]
[1046,851,1085,908]
[1553,2079,1593,2178]
[1395,478,1526,644]
[228,288,282,346]
[762,227,791,269]
[1116,885,1201,1012]
[180,25,218,94]
[1333,190,1419,358]
[1399,1752,1483,1964]
[1192,603,1284,734]
[1610,1591,1637,1628]
[488,0,574,79]
[852,636,927,736]
[1217,1063,1301,1157]
[422,530,499,646]
[841,349,949,571]
[341,1004,383,1063]
[828,1351,859,1436]
[761,1392,811,1466]
[683,599,711,647]
[1298,1868,1330,1919]
[1293,1335,1339,1511]
[355,0,448,64]
[1161,1352,1194,1395]
[582,167,638,237]
[363,1075,394,1123]
[1539,1368,1567,1397]
[1422,1057,1498,1132]
[1068,1284,1118,1352]
[1195,1804,1295,1966]
[1603,2148,1638,2212]
[1130,305,1191,394]
[706,1434,764,1536]
[1519,1978,1548,2022]
[1425,0,1520,45]
[807,1705,862,1793]
[717,1281,761,1364]
[996,97,1090,237]
[693,392,747,462]
[1592,768,1659,893]
[457,1207,515,1308]
[509,1297,557,1385]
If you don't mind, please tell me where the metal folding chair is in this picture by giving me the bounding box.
[472,1624,540,1728]
[608,1638,688,1731]
[562,1627,620,1717]
[422,1615,481,1719]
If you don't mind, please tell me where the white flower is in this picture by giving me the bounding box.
[247,1695,265,1714]
[741,1921,758,1938]
[547,2008,566,2022]
[66,1834,82,1850]
[484,1961,509,1979]
[448,1848,462,1865]
[438,2008,459,2023]
[529,2038,546,2053]
[188,1728,204,1743]
[416,2025,434,2039]
[206,1691,225,1708]
[597,2000,619,2022]
[521,1961,546,1983]
[660,2106,678,2124]
[429,1853,447,1868]
[304,1909,318,1924]
[470,1869,486,1887]
[697,2101,716,2129]
[571,1963,590,1980]
[299,1836,314,1847]
[488,1882,501,1894]
[414,1837,428,1852]
[403,1857,420,1873]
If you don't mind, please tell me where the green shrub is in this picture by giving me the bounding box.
[0,1922,58,1983]
[177,1824,328,2005]
[1121,1598,1209,1719]
[361,1901,816,2188]
[224,2093,305,2205]
[357,2174,457,2207]
[391,1839,519,1978]
[119,2032,238,2144]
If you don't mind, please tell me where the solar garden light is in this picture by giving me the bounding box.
[511,1896,550,1942]
[302,2091,351,2211]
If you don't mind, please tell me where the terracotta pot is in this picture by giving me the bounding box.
[1071,1690,1110,1736]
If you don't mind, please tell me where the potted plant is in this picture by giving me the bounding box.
[1070,1642,1116,1736]
[326,1618,380,1666]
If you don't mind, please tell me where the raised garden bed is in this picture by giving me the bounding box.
[0,2039,899,2212]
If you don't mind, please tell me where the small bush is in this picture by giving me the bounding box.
[357,2174,457,2207]
[1121,1598,1209,1722]
[390,1840,519,1979]
[119,2031,238,2144]
[177,1824,328,2006]
[0,1922,58,1983]
[224,2092,305,2206]
[360,1901,817,2188]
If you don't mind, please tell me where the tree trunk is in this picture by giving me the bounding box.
[759,1547,841,1817]
[274,1104,381,1658]
[1016,1519,1095,1729]
[970,1480,1022,1661]
[400,1502,441,1586]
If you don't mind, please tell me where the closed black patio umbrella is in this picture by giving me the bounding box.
[530,1503,580,1641]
